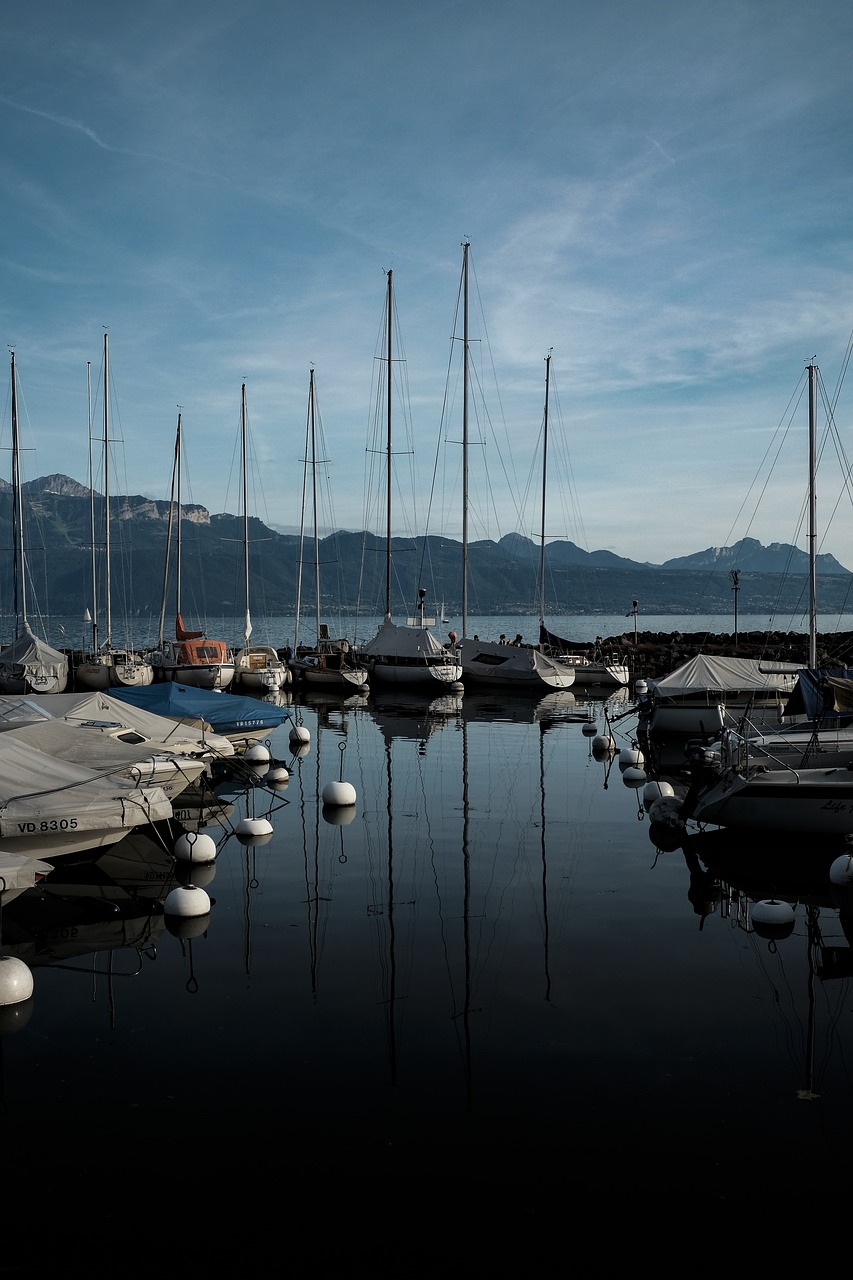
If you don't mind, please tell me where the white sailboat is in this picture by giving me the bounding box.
[232,383,290,692]
[360,269,463,689]
[0,352,69,696]
[75,334,153,690]
[290,369,369,691]
[455,287,574,692]
[148,414,236,690]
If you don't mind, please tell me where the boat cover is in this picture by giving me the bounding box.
[0,692,236,758]
[106,682,291,735]
[649,654,801,698]
[781,668,853,719]
[361,619,450,659]
[0,625,68,684]
[0,735,173,839]
[0,719,207,790]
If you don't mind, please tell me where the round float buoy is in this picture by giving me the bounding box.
[266,765,290,787]
[0,955,33,1007]
[322,780,357,807]
[647,795,684,825]
[622,765,647,787]
[235,816,274,844]
[619,747,645,770]
[450,681,465,693]
[830,854,853,886]
[322,803,357,826]
[643,780,676,811]
[289,725,311,745]
[164,883,211,918]
[244,742,271,766]
[592,734,615,753]
[174,830,218,863]
[582,722,598,736]
[635,679,649,696]
[751,898,796,940]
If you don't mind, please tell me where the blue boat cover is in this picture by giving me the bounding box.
[107,682,291,735]
[782,667,853,721]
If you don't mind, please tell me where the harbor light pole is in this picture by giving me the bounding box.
[626,599,639,646]
[730,569,740,650]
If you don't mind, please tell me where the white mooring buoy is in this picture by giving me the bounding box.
[235,816,275,843]
[322,779,357,807]
[830,854,853,886]
[643,780,676,811]
[582,722,598,736]
[164,883,212,918]
[289,724,311,746]
[173,830,218,863]
[0,955,33,1007]
[267,766,290,787]
[244,742,271,766]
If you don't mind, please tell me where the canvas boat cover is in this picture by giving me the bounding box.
[0,719,207,790]
[0,625,68,683]
[361,619,450,659]
[0,692,236,759]
[106,682,291,736]
[0,735,172,840]
[649,654,801,699]
[780,668,853,719]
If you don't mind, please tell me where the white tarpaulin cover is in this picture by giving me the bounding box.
[649,654,801,698]
[0,734,172,841]
[361,619,449,659]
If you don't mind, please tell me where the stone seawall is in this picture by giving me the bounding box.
[582,630,853,682]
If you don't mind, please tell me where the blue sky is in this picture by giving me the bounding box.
[2,0,852,565]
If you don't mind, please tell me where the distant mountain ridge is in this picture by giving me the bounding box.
[0,475,850,619]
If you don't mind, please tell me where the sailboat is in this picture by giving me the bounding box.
[0,352,69,695]
[149,414,235,690]
[359,270,463,689]
[455,297,574,691]
[290,369,369,691]
[683,364,853,833]
[75,334,153,690]
[232,383,290,692]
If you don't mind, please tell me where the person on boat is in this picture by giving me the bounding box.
[513,634,523,646]
[499,634,506,644]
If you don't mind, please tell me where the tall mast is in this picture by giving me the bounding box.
[808,362,817,668]
[539,351,551,627]
[175,413,183,624]
[294,377,310,650]
[384,269,393,620]
[103,332,112,650]
[241,383,252,649]
[10,352,26,633]
[462,241,469,639]
[87,359,98,651]
[158,413,180,647]
[310,370,321,645]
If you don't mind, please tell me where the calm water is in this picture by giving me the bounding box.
[2,625,852,1266]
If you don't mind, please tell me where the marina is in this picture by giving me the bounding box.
[2,615,853,1265]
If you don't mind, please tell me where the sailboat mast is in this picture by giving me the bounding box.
[175,414,183,625]
[241,383,251,649]
[384,269,393,621]
[808,362,817,668]
[294,376,311,651]
[103,332,112,650]
[87,359,98,651]
[539,351,551,627]
[158,412,180,648]
[309,370,321,646]
[9,352,27,633]
[461,242,470,639]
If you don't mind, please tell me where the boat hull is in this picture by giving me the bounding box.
[459,639,574,691]
[693,766,853,834]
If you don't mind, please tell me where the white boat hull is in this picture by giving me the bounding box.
[459,639,574,691]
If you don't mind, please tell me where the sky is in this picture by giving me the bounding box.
[2,0,853,566]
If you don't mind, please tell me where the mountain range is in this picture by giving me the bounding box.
[1,474,850,620]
